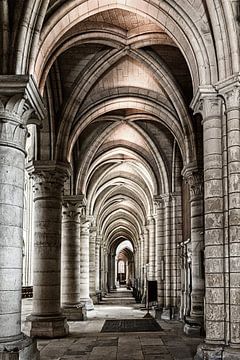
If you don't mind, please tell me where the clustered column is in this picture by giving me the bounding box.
[61,196,86,320]
[27,161,70,337]
[193,90,225,359]
[219,79,240,356]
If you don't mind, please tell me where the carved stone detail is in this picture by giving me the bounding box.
[27,161,71,199]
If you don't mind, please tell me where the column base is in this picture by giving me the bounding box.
[184,315,203,336]
[223,347,240,360]
[62,304,87,321]
[26,315,69,338]
[194,343,224,360]
[80,298,94,311]
[90,294,99,305]
[154,306,163,320]
[161,307,172,320]
[0,334,39,360]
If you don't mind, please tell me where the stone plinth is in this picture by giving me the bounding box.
[62,305,87,321]
[0,335,39,360]
[26,315,69,338]
[161,307,172,320]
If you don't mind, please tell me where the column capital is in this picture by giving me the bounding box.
[216,75,240,111]
[161,193,171,206]
[0,76,45,153]
[26,160,71,199]
[190,85,222,119]
[0,75,45,123]
[62,195,86,222]
[182,164,203,200]
[153,195,164,209]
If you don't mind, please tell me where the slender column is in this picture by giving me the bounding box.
[142,227,149,303]
[183,167,204,334]
[89,226,97,303]
[61,196,86,320]
[154,196,164,308]
[95,236,101,292]
[104,247,108,292]
[140,235,144,295]
[219,78,240,355]
[193,89,225,359]
[163,195,171,309]
[27,161,70,337]
[148,216,156,280]
[80,217,94,310]
[172,193,182,312]
[0,76,44,359]
[110,252,116,290]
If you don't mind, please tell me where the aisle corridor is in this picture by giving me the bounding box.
[22,289,201,360]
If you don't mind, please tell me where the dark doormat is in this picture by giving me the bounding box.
[101,318,162,333]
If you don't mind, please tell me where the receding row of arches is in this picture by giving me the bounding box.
[0,1,240,360]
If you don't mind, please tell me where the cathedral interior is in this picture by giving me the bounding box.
[0,1,240,359]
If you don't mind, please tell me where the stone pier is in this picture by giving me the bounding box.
[61,196,86,320]
[27,161,70,338]
[0,76,44,359]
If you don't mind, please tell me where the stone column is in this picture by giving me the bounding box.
[61,196,86,320]
[192,89,225,359]
[27,161,70,337]
[95,236,101,292]
[171,193,182,314]
[161,195,172,320]
[148,216,156,281]
[89,226,97,303]
[110,252,116,290]
[183,167,204,335]
[142,227,149,304]
[218,77,240,357]
[140,234,144,295]
[0,76,44,359]
[104,246,108,292]
[154,196,165,310]
[80,218,94,310]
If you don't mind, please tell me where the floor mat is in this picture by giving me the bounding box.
[101,318,163,332]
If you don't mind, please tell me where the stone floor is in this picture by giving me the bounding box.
[21,290,202,360]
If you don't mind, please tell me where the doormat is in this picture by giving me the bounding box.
[101,319,162,332]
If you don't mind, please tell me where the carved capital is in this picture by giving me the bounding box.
[62,196,86,222]
[27,161,71,199]
[0,76,45,152]
[153,195,164,210]
[216,74,240,111]
[183,166,203,200]
[191,86,222,120]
